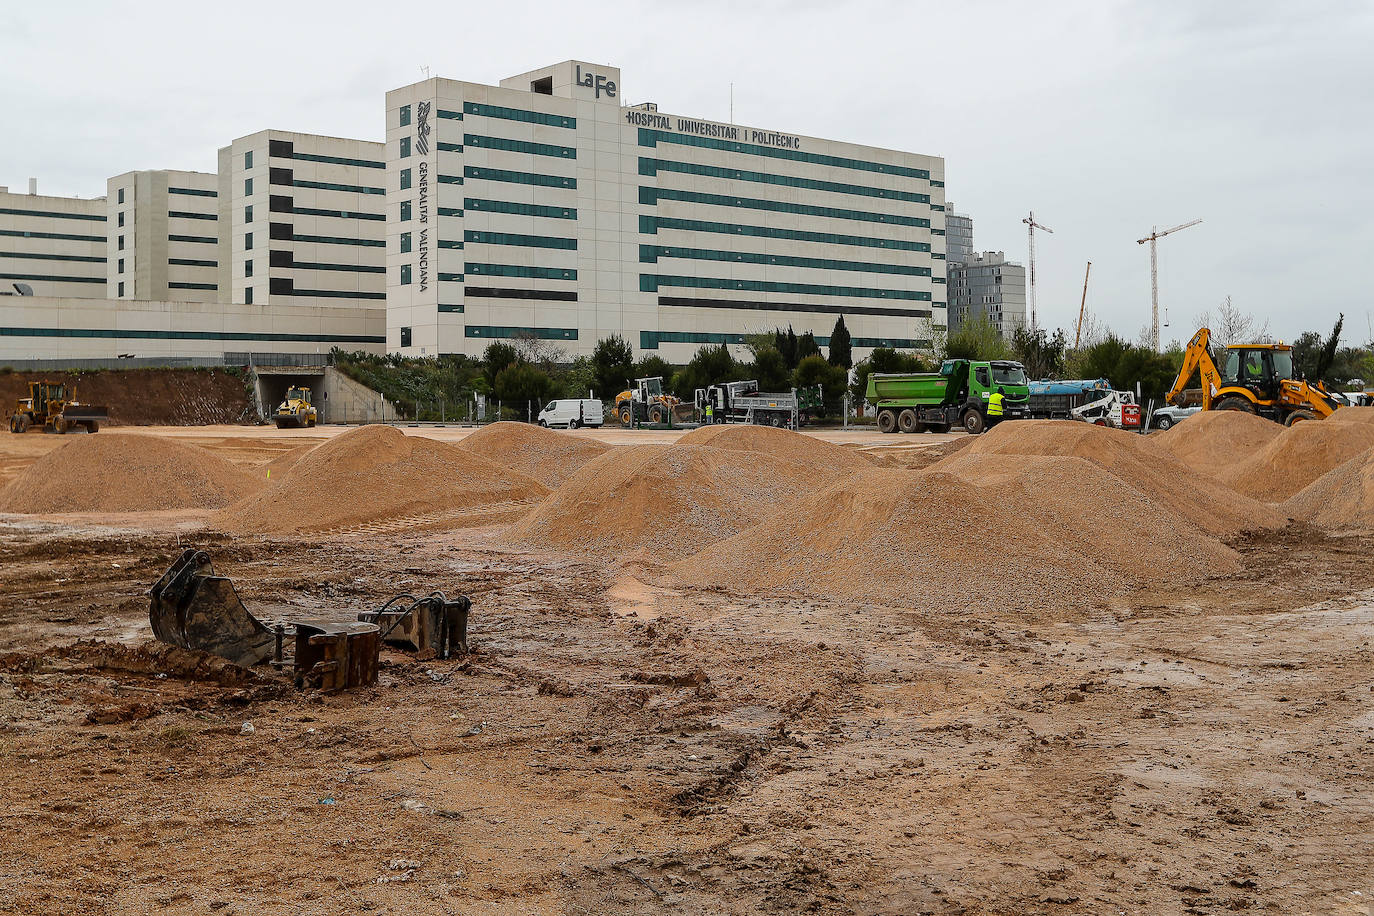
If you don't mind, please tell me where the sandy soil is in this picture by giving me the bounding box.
[1,429,1372,914]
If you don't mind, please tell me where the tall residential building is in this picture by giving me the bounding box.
[106,170,220,301]
[217,130,386,309]
[947,250,1027,339]
[385,60,947,359]
[945,202,973,265]
[0,182,107,298]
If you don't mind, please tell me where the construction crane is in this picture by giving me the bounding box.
[1075,261,1092,349]
[1137,219,1202,352]
[1022,211,1054,332]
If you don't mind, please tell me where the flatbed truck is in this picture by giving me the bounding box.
[695,380,822,429]
[866,359,1030,434]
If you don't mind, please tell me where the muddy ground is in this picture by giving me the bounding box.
[0,431,1372,914]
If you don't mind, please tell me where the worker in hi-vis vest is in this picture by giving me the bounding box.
[705,402,715,424]
[988,386,1006,423]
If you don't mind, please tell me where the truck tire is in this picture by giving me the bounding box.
[15,414,30,434]
[53,416,69,435]
[897,409,920,434]
[619,405,632,426]
[962,410,986,435]
[1156,415,1173,431]
[1284,409,1318,426]
[1214,396,1256,414]
[84,421,100,433]
[649,405,665,424]
[877,409,898,434]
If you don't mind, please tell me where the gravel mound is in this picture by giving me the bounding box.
[507,443,830,555]
[1157,410,1281,474]
[1330,406,1374,425]
[1216,420,1374,502]
[0,434,260,513]
[672,469,1125,614]
[678,425,873,473]
[459,421,611,488]
[1282,447,1374,530]
[214,424,546,535]
[944,420,1283,535]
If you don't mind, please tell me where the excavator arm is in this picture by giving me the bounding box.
[1166,327,1223,408]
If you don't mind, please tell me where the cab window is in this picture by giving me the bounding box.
[1222,351,1240,384]
[975,366,990,388]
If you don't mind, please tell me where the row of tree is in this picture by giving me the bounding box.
[331,304,1373,422]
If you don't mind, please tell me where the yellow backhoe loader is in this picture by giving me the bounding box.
[1166,327,1341,426]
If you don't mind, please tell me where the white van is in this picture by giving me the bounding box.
[537,398,604,429]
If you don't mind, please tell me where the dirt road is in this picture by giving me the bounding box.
[0,429,1371,914]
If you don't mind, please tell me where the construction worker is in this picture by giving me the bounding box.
[705,401,715,424]
[988,386,1006,425]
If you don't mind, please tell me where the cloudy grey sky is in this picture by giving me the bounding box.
[3,0,1371,345]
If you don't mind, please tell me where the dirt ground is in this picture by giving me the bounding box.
[1,426,1372,915]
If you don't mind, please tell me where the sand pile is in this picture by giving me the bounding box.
[1330,406,1374,425]
[0,434,259,513]
[931,453,1242,575]
[458,421,611,488]
[678,424,873,473]
[214,424,546,535]
[671,469,1127,614]
[1282,448,1374,530]
[507,443,834,555]
[1156,410,1281,475]
[942,420,1284,535]
[1215,420,1374,502]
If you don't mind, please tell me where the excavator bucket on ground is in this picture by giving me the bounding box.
[149,549,276,667]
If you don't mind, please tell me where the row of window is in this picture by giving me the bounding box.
[464,101,576,130]
[466,286,578,301]
[437,142,463,153]
[0,271,103,284]
[168,234,217,244]
[1,228,104,243]
[464,134,577,160]
[637,128,931,180]
[0,207,105,222]
[641,186,931,228]
[638,330,931,350]
[438,175,463,185]
[289,151,385,170]
[168,210,217,221]
[641,273,932,301]
[170,281,217,290]
[466,263,576,281]
[464,325,579,340]
[639,158,930,204]
[437,207,463,218]
[291,261,385,273]
[292,178,386,196]
[0,251,104,263]
[463,230,577,250]
[169,257,217,267]
[169,187,217,198]
[465,199,575,220]
[0,325,383,344]
[291,233,385,248]
[641,215,931,253]
[464,166,575,189]
[640,244,931,277]
[657,295,934,320]
[292,205,384,221]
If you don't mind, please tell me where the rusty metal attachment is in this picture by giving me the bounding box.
[148,549,472,692]
[358,594,470,658]
[149,549,275,667]
[294,620,380,692]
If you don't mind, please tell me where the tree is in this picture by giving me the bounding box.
[1291,331,1324,381]
[828,315,853,369]
[751,347,791,391]
[633,355,674,386]
[794,354,847,416]
[773,327,800,369]
[561,355,597,399]
[946,315,1011,361]
[671,343,738,397]
[493,363,555,417]
[1011,325,1068,380]
[483,342,518,384]
[1315,313,1344,383]
[1069,334,1176,404]
[797,330,821,362]
[591,335,634,399]
[1195,296,1270,350]
[510,331,566,371]
[849,347,929,404]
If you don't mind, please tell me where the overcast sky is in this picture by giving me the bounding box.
[4,0,1371,346]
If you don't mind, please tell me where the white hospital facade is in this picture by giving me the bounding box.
[2,61,947,363]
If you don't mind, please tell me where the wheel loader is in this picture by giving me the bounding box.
[614,376,680,426]
[8,381,108,434]
[273,386,318,429]
[1166,327,1341,426]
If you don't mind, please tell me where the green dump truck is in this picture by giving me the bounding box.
[866,359,1030,434]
